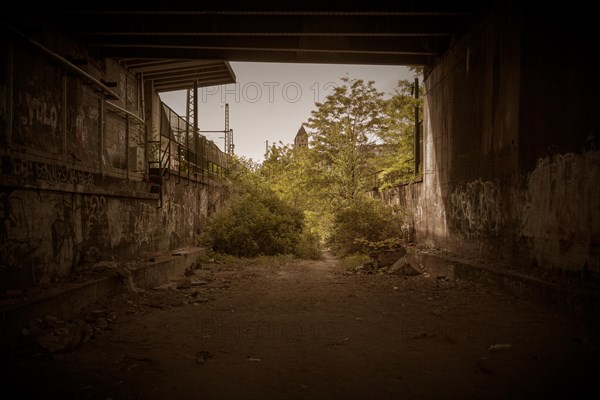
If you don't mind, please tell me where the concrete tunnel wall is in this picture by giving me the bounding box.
[378,10,600,278]
[0,33,227,291]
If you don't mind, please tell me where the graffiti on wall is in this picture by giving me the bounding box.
[83,195,108,244]
[14,89,62,151]
[50,194,82,270]
[0,192,36,271]
[11,158,94,186]
[68,103,99,163]
[131,202,160,249]
[162,184,198,249]
[449,179,504,237]
[102,115,127,169]
[0,190,83,283]
[0,178,220,287]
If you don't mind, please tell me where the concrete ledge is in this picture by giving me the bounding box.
[419,251,600,327]
[0,247,206,345]
[0,275,121,345]
[131,247,205,290]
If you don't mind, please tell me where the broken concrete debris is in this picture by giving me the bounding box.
[368,248,408,268]
[349,247,424,276]
[24,317,94,353]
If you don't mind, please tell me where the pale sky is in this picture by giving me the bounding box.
[160,62,414,163]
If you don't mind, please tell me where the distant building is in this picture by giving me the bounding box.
[294,125,309,148]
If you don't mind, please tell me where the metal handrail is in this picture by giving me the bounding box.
[158,102,231,182]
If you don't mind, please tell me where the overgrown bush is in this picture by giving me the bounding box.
[294,229,322,260]
[328,195,404,256]
[203,189,304,257]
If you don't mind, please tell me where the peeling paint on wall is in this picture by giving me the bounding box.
[520,151,600,274]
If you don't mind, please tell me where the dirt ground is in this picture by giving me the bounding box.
[5,252,600,400]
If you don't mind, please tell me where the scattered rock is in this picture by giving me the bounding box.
[82,246,101,263]
[326,337,350,346]
[28,318,94,353]
[574,334,595,349]
[39,277,51,289]
[78,320,94,344]
[191,279,209,286]
[188,292,211,304]
[488,343,511,352]
[184,268,195,277]
[145,303,166,309]
[90,310,107,318]
[35,332,66,353]
[196,351,213,365]
[409,332,436,340]
[41,315,61,329]
[85,309,107,324]
[176,279,192,290]
[246,357,261,362]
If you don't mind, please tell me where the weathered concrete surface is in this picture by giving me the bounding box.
[5,256,599,399]
[418,251,600,327]
[0,161,222,290]
[131,247,205,290]
[376,9,599,279]
[0,247,205,343]
[0,32,229,291]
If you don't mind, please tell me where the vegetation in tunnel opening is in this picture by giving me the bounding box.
[259,75,421,258]
[201,157,322,259]
[329,196,406,257]
[203,73,422,261]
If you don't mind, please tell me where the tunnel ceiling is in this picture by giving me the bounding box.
[5,3,484,66]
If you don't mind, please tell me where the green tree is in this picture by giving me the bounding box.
[255,76,422,257]
[375,79,424,189]
[306,77,385,207]
[259,141,330,248]
[261,142,311,208]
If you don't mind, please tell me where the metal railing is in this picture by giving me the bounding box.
[150,103,231,184]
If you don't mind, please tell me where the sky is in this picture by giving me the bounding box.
[159,62,414,163]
